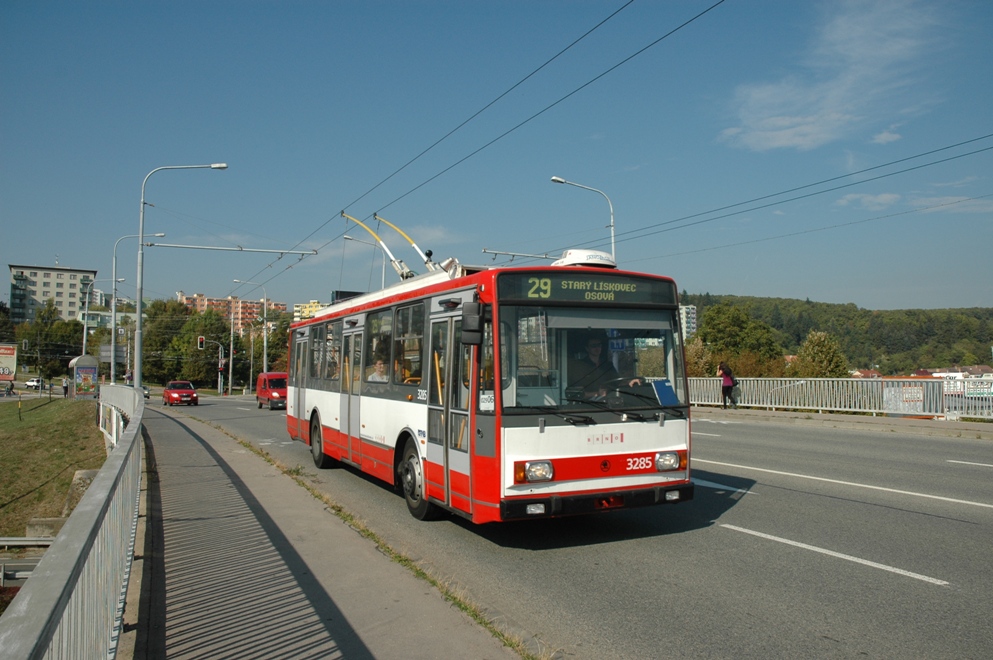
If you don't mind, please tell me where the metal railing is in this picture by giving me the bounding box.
[689,377,993,419]
[0,385,143,660]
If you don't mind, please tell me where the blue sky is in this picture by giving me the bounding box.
[2,0,991,312]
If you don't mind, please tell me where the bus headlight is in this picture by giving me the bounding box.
[655,452,680,472]
[514,460,554,483]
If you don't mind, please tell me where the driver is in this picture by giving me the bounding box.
[568,337,620,397]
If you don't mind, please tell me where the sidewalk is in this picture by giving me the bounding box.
[119,407,517,660]
[691,405,993,441]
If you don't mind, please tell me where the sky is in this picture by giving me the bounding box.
[2,0,991,313]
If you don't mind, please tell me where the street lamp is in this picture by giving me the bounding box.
[344,235,386,289]
[135,163,227,388]
[550,176,615,261]
[113,232,163,383]
[233,279,268,373]
[81,278,124,356]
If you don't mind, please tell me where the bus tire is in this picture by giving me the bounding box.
[400,440,440,520]
[310,415,335,469]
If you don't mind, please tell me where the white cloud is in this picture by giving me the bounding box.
[720,1,937,152]
[871,129,902,144]
[835,193,901,210]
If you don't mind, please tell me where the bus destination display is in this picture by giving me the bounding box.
[498,272,677,305]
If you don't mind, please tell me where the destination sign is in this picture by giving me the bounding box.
[497,272,677,305]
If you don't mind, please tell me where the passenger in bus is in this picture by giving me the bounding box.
[368,358,390,382]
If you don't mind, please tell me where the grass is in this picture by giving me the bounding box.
[0,397,108,537]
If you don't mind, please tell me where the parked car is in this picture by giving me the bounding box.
[162,381,198,406]
[25,377,43,390]
[256,372,287,410]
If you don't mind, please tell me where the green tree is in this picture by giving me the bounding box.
[695,304,785,376]
[787,330,850,378]
[176,310,233,386]
[0,301,14,343]
[141,300,193,385]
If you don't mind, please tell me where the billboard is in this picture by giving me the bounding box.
[0,343,16,383]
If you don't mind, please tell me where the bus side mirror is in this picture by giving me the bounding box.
[461,302,483,345]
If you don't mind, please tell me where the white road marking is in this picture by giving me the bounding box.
[695,459,993,509]
[721,524,950,586]
[692,431,722,437]
[947,460,993,468]
[236,407,253,411]
[692,478,754,495]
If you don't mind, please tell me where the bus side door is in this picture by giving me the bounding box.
[426,315,472,514]
[341,326,363,465]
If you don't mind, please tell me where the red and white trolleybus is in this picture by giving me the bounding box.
[286,248,693,523]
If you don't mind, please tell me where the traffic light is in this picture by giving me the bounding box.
[197,336,205,350]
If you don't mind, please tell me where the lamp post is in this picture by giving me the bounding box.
[113,232,163,383]
[135,163,227,388]
[344,234,386,289]
[550,176,615,261]
[233,279,268,373]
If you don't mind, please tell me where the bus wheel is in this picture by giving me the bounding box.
[310,416,335,469]
[400,441,439,520]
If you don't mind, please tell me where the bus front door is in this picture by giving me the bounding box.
[427,318,472,514]
[341,330,363,464]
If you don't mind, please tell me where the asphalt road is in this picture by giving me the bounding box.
[175,395,993,659]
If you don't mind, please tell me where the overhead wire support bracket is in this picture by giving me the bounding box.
[143,243,317,255]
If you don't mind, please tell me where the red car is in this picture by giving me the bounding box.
[162,381,199,406]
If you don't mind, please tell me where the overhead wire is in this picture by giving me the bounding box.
[235,0,643,290]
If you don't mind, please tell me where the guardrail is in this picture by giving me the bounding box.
[689,377,993,419]
[0,385,143,660]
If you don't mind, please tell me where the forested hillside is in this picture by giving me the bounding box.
[681,293,993,375]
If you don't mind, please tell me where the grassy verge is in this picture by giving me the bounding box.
[0,398,108,537]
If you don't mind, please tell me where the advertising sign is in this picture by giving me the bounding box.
[0,343,16,383]
[75,365,99,398]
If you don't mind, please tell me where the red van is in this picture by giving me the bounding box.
[256,372,287,410]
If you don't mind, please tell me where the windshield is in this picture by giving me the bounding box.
[268,378,287,389]
[498,305,687,414]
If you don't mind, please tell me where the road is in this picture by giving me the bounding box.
[172,395,993,659]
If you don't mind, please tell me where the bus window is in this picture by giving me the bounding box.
[309,323,325,379]
[429,321,447,406]
[325,321,341,385]
[394,302,424,385]
[365,309,393,383]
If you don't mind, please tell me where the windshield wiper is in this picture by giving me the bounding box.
[564,397,650,421]
[512,405,596,426]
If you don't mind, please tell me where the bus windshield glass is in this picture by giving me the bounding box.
[497,304,687,414]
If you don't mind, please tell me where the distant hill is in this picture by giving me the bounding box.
[681,292,993,375]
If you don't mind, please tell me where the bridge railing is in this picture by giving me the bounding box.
[0,384,143,660]
[689,377,993,419]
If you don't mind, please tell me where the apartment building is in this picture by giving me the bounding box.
[177,291,287,334]
[8,264,98,325]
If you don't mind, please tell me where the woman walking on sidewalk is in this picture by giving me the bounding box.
[717,362,737,409]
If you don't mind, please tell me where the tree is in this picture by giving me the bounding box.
[787,330,850,378]
[141,300,193,385]
[695,304,786,376]
[176,310,232,386]
[0,301,14,343]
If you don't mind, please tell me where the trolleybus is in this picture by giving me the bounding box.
[287,248,693,523]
